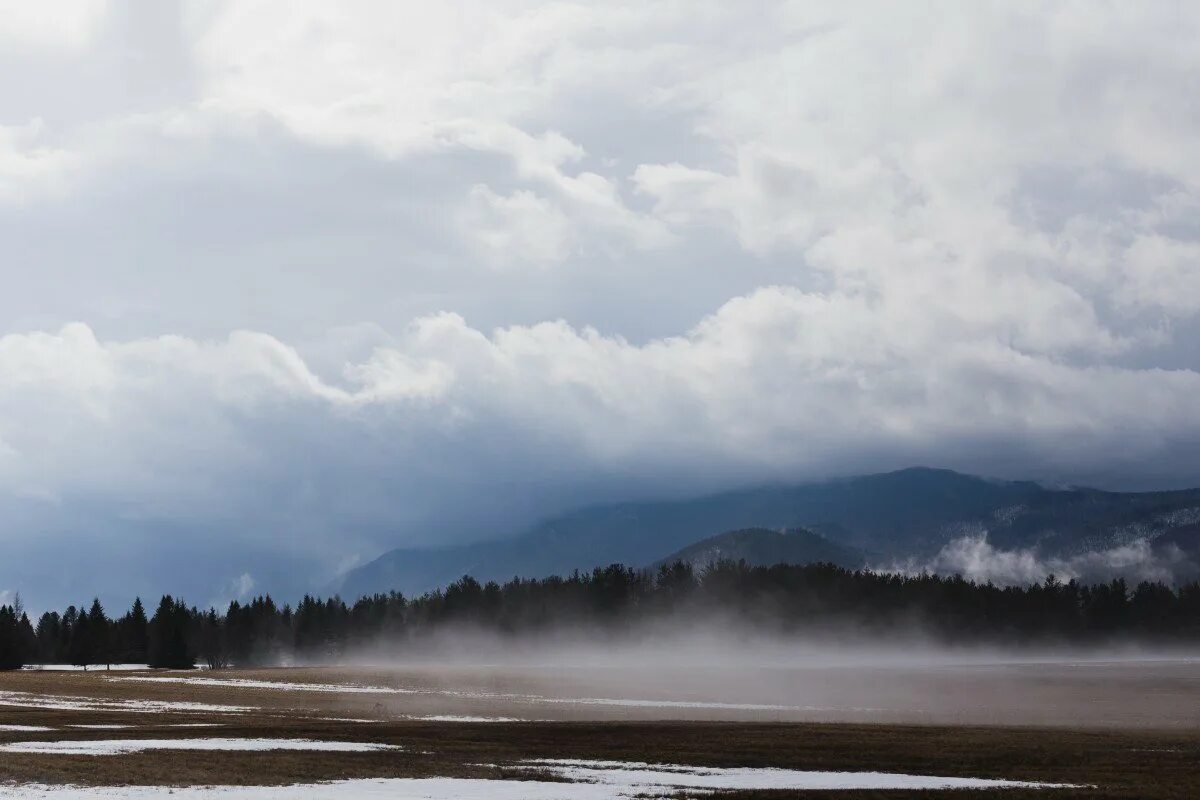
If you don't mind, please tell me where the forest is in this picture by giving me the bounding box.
[2,560,1199,669]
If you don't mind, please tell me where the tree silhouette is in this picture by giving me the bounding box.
[6,560,1199,670]
[0,605,24,670]
[68,604,93,669]
[148,596,194,669]
[87,599,112,670]
[118,597,149,664]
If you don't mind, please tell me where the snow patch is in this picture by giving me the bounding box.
[0,738,403,756]
[21,665,150,672]
[0,763,1081,799]
[110,677,408,695]
[68,725,133,730]
[0,690,254,715]
[0,724,53,732]
[109,676,816,711]
[523,759,1076,791]
[409,715,526,723]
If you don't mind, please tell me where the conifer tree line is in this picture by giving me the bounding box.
[2,561,1199,670]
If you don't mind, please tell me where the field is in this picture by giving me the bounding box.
[0,656,1197,798]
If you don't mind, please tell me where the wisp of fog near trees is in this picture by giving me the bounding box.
[2,561,1199,670]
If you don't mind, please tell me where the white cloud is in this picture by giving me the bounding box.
[0,120,82,201]
[207,572,256,610]
[1,2,1200,606]
[0,1,108,51]
[459,185,575,268]
[1,293,1197,534]
[892,535,1197,587]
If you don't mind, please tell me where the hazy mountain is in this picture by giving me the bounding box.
[650,527,867,572]
[338,467,1200,598]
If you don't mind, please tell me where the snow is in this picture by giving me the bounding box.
[22,665,149,672]
[0,724,53,732]
[108,676,823,711]
[0,780,604,799]
[408,715,526,723]
[111,677,408,695]
[535,697,803,710]
[521,759,1076,791]
[0,738,404,756]
[0,690,254,715]
[67,725,133,730]
[0,761,1079,798]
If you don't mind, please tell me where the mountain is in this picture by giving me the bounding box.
[338,467,1200,597]
[650,527,867,571]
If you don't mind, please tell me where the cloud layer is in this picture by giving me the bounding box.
[891,535,1198,588]
[1,2,1199,607]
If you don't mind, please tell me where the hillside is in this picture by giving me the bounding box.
[651,527,867,571]
[339,467,1200,597]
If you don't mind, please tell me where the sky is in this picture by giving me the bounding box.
[2,1,1200,611]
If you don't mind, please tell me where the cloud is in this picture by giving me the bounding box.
[1,297,1198,550]
[0,3,1199,607]
[890,535,1198,587]
[459,185,575,268]
[0,1,108,51]
[0,119,82,201]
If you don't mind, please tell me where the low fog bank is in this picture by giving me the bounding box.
[7,555,1198,673]
[335,621,1200,671]
[316,628,1200,729]
[882,535,1199,587]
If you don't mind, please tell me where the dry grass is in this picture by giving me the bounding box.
[0,666,1196,797]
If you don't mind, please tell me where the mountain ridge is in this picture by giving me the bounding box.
[338,467,1200,598]
[650,527,868,572]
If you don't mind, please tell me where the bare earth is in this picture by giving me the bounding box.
[0,657,1197,798]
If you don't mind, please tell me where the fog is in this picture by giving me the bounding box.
[302,628,1200,729]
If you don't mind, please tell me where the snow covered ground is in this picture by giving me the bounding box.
[22,665,150,672]
[111,677,406,694]
[407,715,527,722]
[0,760,1077,798]
[109,675,821,712]
[67,725,133,730]
[520,760,1075,791]
[0,690,254,715]
[0,738,403,756]
[0,724,53,732]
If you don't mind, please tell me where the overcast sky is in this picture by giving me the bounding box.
[2,2,1200,610]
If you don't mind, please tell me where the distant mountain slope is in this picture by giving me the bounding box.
[338,467,1200,598]
[651,527,867,571]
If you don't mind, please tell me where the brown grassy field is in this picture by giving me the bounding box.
[0,661,1197,797]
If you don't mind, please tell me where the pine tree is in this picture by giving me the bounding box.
[87,599,112,670]
[148,596,194,669]
[17,613,36,665]
[35,612,61,665]
[0,605,23,670]
[68,604,93,669]
[195,609,227,669]
[121,598,149,664]
[59,605,78,664]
